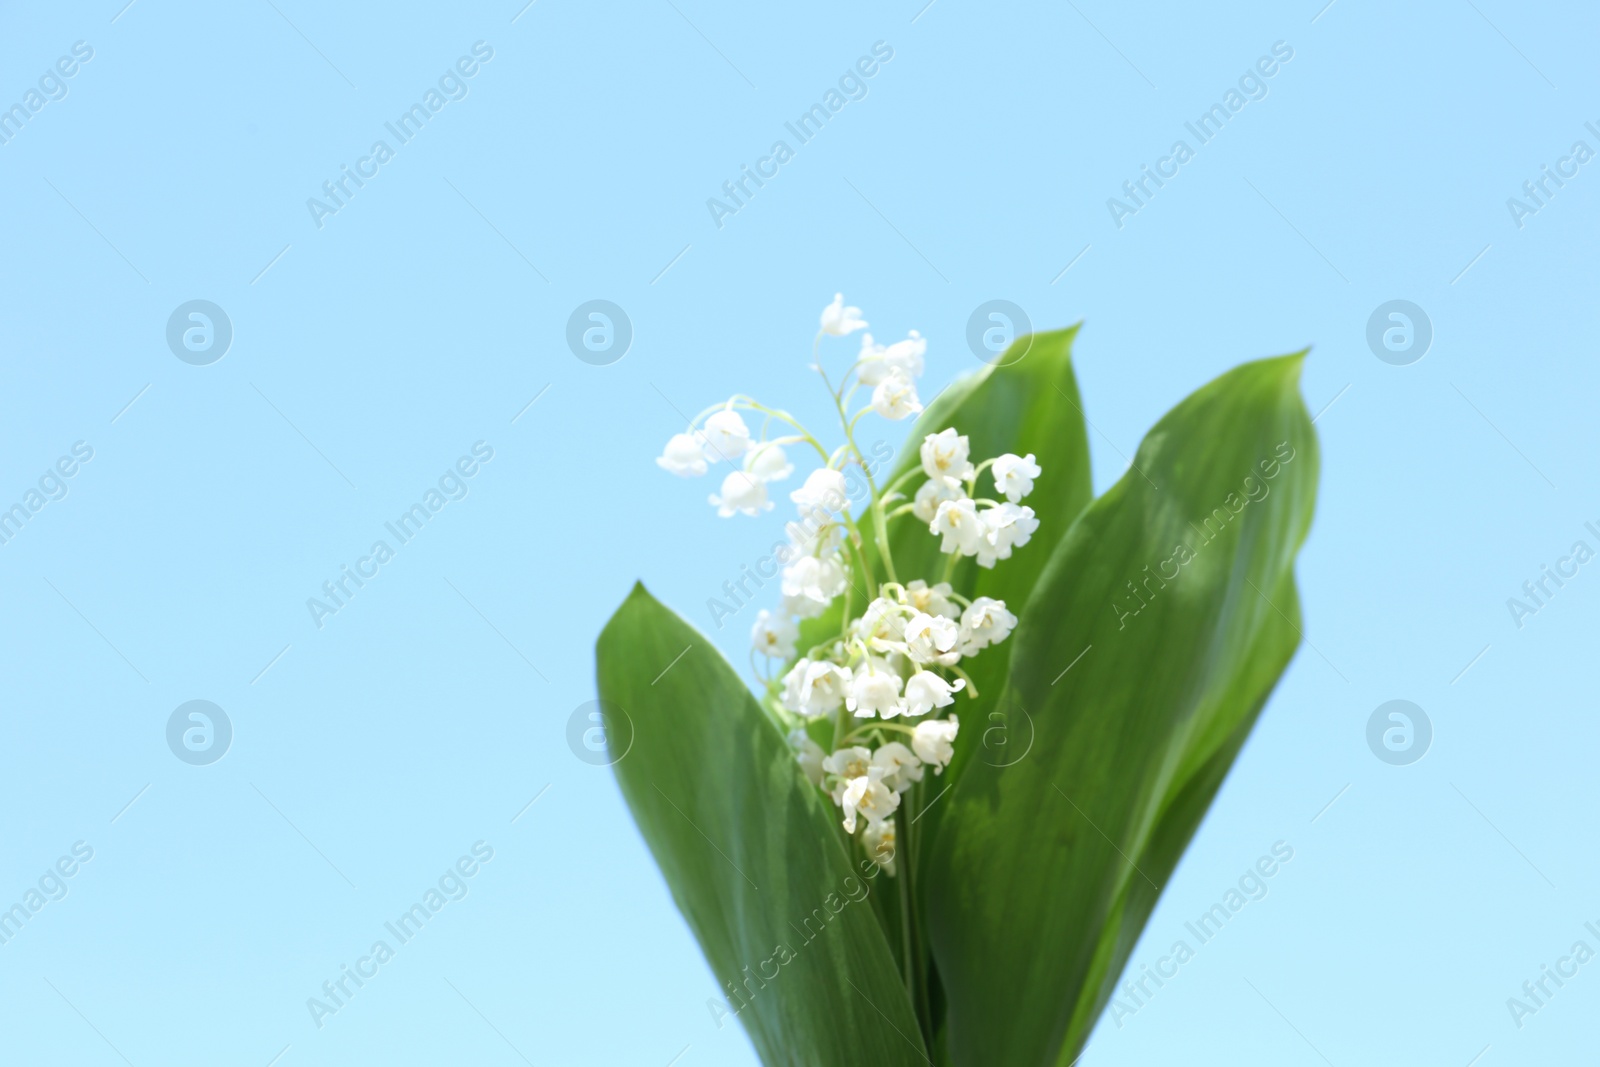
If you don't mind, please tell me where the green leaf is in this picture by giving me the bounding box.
[597,584,930,1067]
[924,353,1320,1067]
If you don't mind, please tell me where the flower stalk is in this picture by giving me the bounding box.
[654,292,1046,1014]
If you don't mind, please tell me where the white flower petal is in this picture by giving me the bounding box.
[751,609,800,659]
[745,443,794,482]
[871,367,923,420]
[912,715,960,772]
[904,580,958,619]
[993,452,1042,503]
[912,476,965,523]
[846,661,904,719]
[790,467,851,516]
[957,597,1016,656]
[871,741,923,793]
[920,428,974,481]
[701,409,753,463]
[782,660,855,718]
[931,497,984,556]
[904,672,965,716]
[857,330,926,386]
[820,292,868,336]
[707,470,770,517]
[656,432,708,477]
[904,612,961,665]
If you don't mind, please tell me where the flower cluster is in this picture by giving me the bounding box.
[655,294,1041,874]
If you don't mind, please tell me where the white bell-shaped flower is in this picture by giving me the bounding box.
[912,715,960,772]
[820,293,868,336]
[781,554,847,612]
[784,514,844,559]
[931,497,984,556]
[904,671,965,716]
[885,331,926,376]
[871,741,924,793]
[975,503,1040,568]
[700,409,753,462]
[782,591,828,619]
[751,609,799,660]
[992,452,1041,502]
[790,468,851,515]
[822,745,872,782]
[708,471,770,517]
[871,367,923,421]
[854,597,907,651]
[781,659,854,717]
[904,611,961,666]
[912,476,965,523]
[846,660,905,719]
[822,746,872,810]
[656,432,708,477]
[904,580,958,619]
[920,428,973,481]
[745,443,794,482]
[840,767,899,833]
[957,597,1016,656]
[857,330,927,386]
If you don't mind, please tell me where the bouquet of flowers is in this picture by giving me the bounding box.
[596,295,1319,1066]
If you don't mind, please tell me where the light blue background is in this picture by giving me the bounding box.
[2,1,1595,1064]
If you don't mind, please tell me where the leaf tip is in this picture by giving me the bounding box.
[1272,347,1311,373]
[1251,349,1311,398]
[598,580,660,655]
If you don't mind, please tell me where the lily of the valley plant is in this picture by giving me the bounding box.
[597,295,1320,1067]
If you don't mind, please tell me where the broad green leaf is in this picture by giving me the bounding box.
[597,584,929,1067]
[924,353,1319,1067]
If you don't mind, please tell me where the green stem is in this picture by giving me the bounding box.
[900,787,933,1044]
[837,561,855,641]
[897,805,916,1010]
[732,400,831,464]
[818,343,899,590]
[811,332,832,392]
[842,721,915,743]
[856,443,898,587]
[838,509,879,598]
[883,465,924,497]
